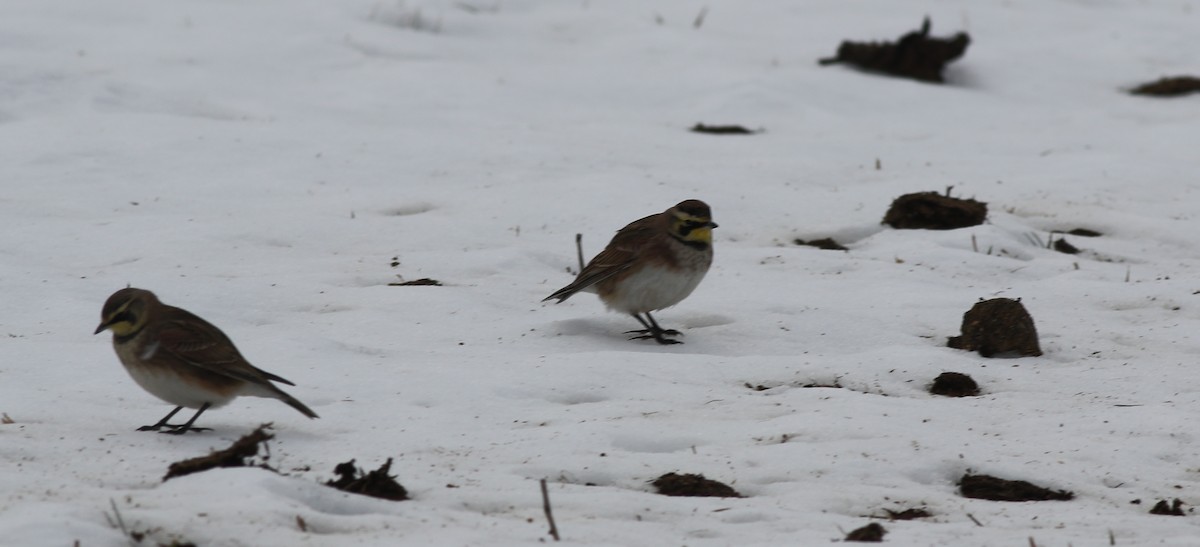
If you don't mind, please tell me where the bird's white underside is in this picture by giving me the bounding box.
[123,363,235,409]
[117,341,281,409]
[600,263,708,314]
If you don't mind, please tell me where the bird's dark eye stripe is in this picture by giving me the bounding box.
[677,220,710,236]
[111,310,137,326]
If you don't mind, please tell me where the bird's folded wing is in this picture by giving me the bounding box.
[156,317,290,385]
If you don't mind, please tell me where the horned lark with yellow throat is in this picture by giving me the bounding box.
[543,199,717,344]
[95,288,319,434]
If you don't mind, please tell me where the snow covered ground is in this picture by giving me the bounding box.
[3,0,1199,545]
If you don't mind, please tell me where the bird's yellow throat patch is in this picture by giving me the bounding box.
[98,301,146,337]
[672,214,716,244]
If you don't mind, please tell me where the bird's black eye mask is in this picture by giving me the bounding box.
[677,219,716,237]
[111,310,137,326]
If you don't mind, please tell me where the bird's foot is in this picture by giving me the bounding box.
[626,329,684,345]
[625,328,682,337]
[139,423,210,434]
[160,425,211,435]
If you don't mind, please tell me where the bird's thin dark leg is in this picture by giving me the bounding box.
[138,406,185,432]
[645,312,682,337]
[161,403,213,435]
[626,313,682,345]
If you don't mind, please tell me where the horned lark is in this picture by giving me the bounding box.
[543,199,717,344]
[94,288,319,434]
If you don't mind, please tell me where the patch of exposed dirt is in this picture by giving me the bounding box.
[388,278,442,286]
[801,380,844,389]
[929,372,979,397]
[325,458,410,501]
[845,522,887,542]
[819,18,969,83]
[959,473,1073,502]
[1130,76,1200,97]
[883,191,987,230]
[690,123,760,135]
[947,298,1042,357]
[882,507,932,520]
[651,473,742,498]
[794,237,848,251]
[745,379,844,391]
[1150,498,1187,516]
[163,424,276,481]
[1052,238,1081,254]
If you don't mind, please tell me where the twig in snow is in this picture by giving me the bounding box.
[1109,528,1116,545]
[1024,232,1044,247]
[106,499,132,543]
[575,233,585,272]
[967,513,983,527]
[540,479,560,541]
[693,6,708,29]
[971,234,978,253]
[1125,266,1131,283]
[1028,537,1037,547]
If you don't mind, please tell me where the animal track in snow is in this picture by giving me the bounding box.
[379,203,435,216]
[610,433,702,454]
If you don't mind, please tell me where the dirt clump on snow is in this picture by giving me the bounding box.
[844,522,887,542]
[163,423,276,481]
[959,473,1073,501]
[690,123,760,135]
[1149,498,1187,516]
[651,472,742,498]
[819,17,969,83]
[1053,237,1081,254]
[389,278,442,286]
[882,507,932,520]
[929,372,980,397]
[882,191,987,230]
[1130,76,1200,97]
[325,458,410,501]
[794,237,848,251]
[947,298,1042,357]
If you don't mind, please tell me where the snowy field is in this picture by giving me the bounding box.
[3,0,1200,545]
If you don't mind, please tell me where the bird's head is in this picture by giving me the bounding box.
[94,287,158,336]
[668,199,718,245]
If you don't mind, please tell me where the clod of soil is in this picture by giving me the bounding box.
[959,473,1074,502]
[388,278,442,286]
[1149,498,1187,516]
[947,298,1042,357]
[1130,76,1200,97]
[1067,228,1102,237]
[651,472,742,498]
[325,458,410,501]
[884,507,932,520]
[1052,238,1080,254]
[818,17,970,83]
[882,191,987,230]
[163,424,275,481]
[794,237,848,251]
[844,522,887,542]
[690,123,760,135]
[929,372,980,397]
